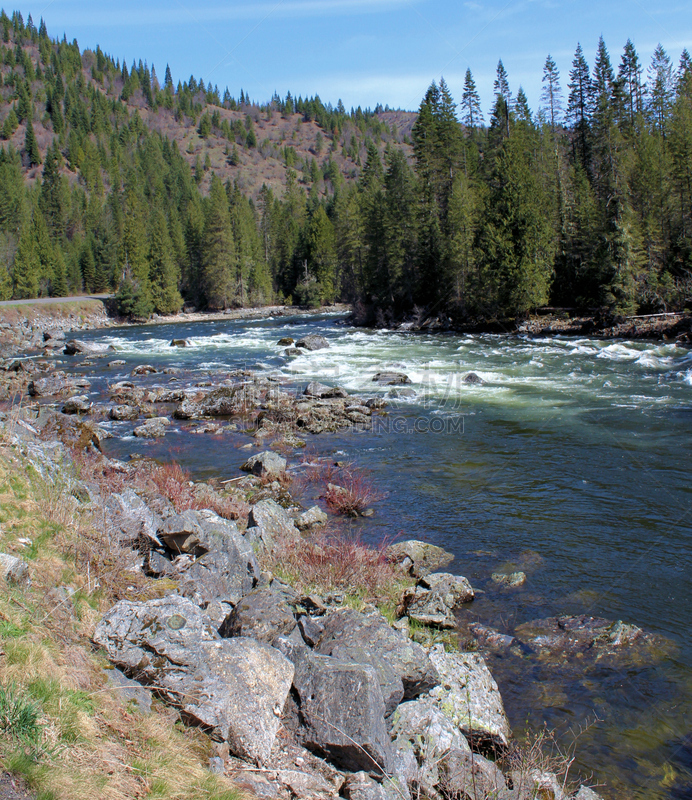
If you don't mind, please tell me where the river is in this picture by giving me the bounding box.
[69,312,692,799]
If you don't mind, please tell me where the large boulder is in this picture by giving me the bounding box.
[158,510,260,606]
[427,645,511,751]
[295,335,329,351]
[28,373,91,398]
[93,596,294,764]
[173,385,261,420]
[246,498,300,552]
[385,540,454,578]
[241,450,287,479]
[314,608,439,714]
[64,339,114,356]
[291,649,394,775]
[219,588,297,644]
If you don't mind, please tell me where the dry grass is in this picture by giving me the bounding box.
[262,524,408,610]
[0,446,244,800]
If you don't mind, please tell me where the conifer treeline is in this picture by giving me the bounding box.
[0,9,690,320]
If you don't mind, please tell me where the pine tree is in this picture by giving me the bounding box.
[24,116,41,166]
[460,68,484,128]
[541,54,563,132]
[493,60,512,138]
[648,44,673,134]
[567,43,592,170]
[149,207,183,313]
[39,140,66,238]
[202,174,235,308]
[618,39,644,128]
[12,224,40,298]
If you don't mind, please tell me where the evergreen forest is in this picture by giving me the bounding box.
[0,9,691,322]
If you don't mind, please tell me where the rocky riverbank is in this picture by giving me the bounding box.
[0,318,676,799]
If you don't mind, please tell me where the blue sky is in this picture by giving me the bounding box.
[30,0,692,115]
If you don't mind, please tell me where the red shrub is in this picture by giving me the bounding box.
[322,465,383,517]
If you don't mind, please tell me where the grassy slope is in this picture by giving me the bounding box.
[0,430,243,800]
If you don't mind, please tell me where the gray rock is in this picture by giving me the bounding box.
[419,573,475,606]
[133,417,170,438]
[131,364,158,375]
[94,596,294,765]
[295,505,328,531]
[219,588,297,644]
[241,451,287,479]
[295,335,329,351]
[427,645,511,751]
[304,382,349,399]
[468,623,517,650]
[62,395,92,414]
[109,404,140,421]
[399,586,457,629]
[208,756,225,775]
[246,499,300,552]
[342,772,403,800]
[372,372,411,385]
[514,615,651,657]
[232,770,283,799]
[509,769,569,800]
[284,347,303,356]
[385,540,454,578]
[291,650,394,775]
[386,388,417,399]
[575,787,604,800]
[75,420,113,450]
[105,489,163,548]
[104,666,152,713]
[437,749,508,799]
[159,510,260,606]
[276,769,336,799]
[0,553,30,587]
[108,360,126,367]
[391,698,470,791]
[297,615,325,647]
[28,373,91,397]
[314,608,439,714]
[170,339,191,347]
[463,372,484,384]
[64,339,113,356]
[491,571,527,587]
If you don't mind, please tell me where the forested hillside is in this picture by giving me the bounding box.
[0,8,690,321]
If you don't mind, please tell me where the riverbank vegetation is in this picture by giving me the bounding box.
[0,10,690,323]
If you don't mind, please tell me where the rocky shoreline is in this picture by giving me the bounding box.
[0,312,677,800]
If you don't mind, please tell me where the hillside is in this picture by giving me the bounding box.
[0,15,416,199]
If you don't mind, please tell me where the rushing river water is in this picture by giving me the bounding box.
[69,312,692,799]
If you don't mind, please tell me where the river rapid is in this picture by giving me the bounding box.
[71,312,692,800]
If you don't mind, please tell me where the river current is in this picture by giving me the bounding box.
[70,312,692,799]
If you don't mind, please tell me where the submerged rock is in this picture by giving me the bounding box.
[277,337,294,346]
[170,339,191,347]
[463,372,484,384]
[491,571,527,587]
